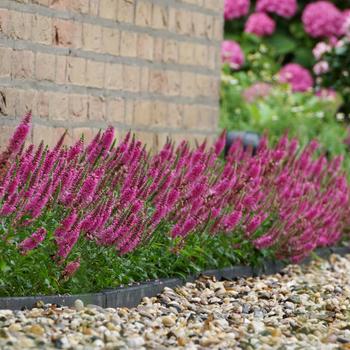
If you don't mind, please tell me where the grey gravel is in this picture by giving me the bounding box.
[1,254,350,349]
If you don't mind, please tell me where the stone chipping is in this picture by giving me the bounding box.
[1,254,350,349]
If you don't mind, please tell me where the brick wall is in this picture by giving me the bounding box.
[0,0,223,150]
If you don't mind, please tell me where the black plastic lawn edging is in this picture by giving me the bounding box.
[1,246,349,310]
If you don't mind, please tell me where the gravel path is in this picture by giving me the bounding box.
[1,254,350,349]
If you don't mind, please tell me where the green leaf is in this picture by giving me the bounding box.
[265,33,297,55]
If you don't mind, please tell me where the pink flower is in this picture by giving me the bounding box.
[315,88,337,100]
[313,61,329,75]
[245,12,276,37]
[221,40,244,70]
[242,82,272,102]
[302,1,343,38]
[224,0,250,20]
[62,258,81,279]
[312,42,331,60]
[279,63,314,92]
[7,112,31,156]
[19,227,47,254]
[256,0,297,18]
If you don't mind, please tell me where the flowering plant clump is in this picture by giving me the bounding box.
[0,113,349,295]
[256,0,297,18]
[302,1,343,39]
[221,40,245,69]
[224,0,250,20]
[279,63,314,92]
[245,12,276,37]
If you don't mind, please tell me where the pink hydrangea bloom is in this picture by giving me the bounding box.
[256,0,297,18]
[242,82,272,102]
[245,12,276,37]
[279,63,314,92]
[224,0,250,20]
[221,40,244,70]
[302,1,343,38]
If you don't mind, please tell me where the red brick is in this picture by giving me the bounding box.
[124,99,134,125]
[149,69,168,94]
[137,33,154,60]
[133,100,152,125]
[71,0,90,13]
[67,56,86,85]
[88,95,106,120]
[11,50,34,79]
[55,55,67,84]
[120,31,137,57]
[122,65,140,92]
[194,44,208,66]
[32,125,67,148]
[167,103,183,128]
[35,52,56,82]
[152,101,168,126]
[90,0,99,16]
[9,11,32,41]
[106,97,125,122]
[178,42,194,65]
[205,15,214,39]
[163,39,178,63]
[135,1,152,27]
[153,37,163,62]
[37,91,50,118]
[49,0,70,10]
[102,27,120,55]
[140,66,149,92]
[32,15,52,45]
[53,19,82,48]
[175,9,192,35]
[0,89,17,117]
[86,60,105,88]
[0,47,11,78]
[166,71,181,96]
[49,92,69,120]
[181,72,196,98]
[213,17,223,41]
[16,90,37,117]
[0,9,9,35]
[183,105,199,129]
[152,4,168,30]
[33,0,50,5]
[192,12,206,38]
[99,0,118,20]
[104,63,123,90]
[69,94,88,119]
[117,0,135,23]
[0,126,16,151]
[83,23,102,52]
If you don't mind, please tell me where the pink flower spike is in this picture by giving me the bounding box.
[19,227,47,254]
[7,112,31,156]
[62,258,81,279]
[214,130,226,156]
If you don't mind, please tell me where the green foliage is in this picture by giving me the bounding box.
[0,219,270,296]
[220,71,349,169]
[319,39,350,117]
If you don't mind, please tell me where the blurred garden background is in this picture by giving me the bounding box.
[220,0,350,167]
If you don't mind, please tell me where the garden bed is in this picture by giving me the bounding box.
[1,246,349,310]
